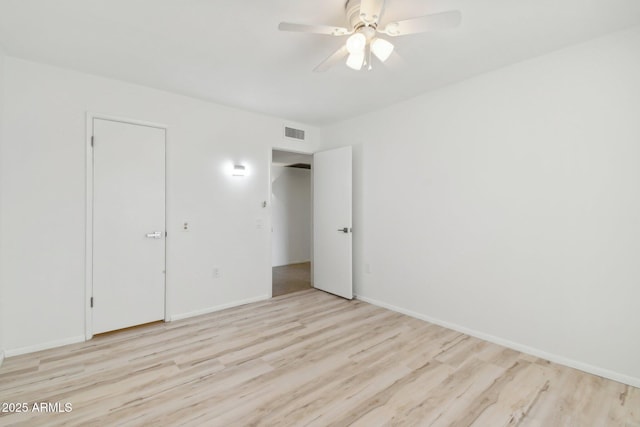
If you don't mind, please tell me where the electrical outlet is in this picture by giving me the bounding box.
[182,222,190,232]
[213,267,220,279]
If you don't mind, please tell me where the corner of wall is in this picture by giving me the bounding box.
[355,294,640,389]
[332,27,640,388]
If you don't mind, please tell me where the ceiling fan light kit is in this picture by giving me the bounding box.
[346,51,366,70]
[345,27,379,70]
[278,0,461,72]
[371,38,394,62]
[346,32,367,54]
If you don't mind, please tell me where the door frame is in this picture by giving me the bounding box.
[268,147,315,298]
[85,112,169,340]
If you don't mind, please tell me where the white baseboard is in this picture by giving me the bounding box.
[4,335,86,358]
[355,294,640,389]
[169,295,270,321]
[2,296,271,358]
[0,350,4,368]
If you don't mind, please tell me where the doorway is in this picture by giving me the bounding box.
[271,150,313,297]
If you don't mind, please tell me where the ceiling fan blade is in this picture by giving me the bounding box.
[314,45,349,72]
[380,10,461,36]
[278,22,351,36]
[359,0,385,25]
[385,50,408,71]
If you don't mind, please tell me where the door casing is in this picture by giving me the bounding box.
[268,146,353,300]
[269,148,315,298]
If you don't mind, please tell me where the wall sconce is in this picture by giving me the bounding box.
[232,165,246,177]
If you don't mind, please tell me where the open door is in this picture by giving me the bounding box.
[313,146,352,299]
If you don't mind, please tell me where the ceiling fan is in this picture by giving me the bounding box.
[278,0,461,72]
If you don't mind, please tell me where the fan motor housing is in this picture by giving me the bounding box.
[346,0,378,29]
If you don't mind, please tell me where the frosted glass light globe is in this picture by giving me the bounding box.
[346,52,365,70]
[346,33,366,54]
[371,38,394,62]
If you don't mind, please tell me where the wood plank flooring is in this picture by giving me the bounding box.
[0,289,638,426]
[272,262,312,297]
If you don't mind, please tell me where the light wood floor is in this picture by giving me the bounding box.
[0,290,638,426]
[272,262,311,297]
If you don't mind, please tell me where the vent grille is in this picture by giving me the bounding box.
[284,127,305,141]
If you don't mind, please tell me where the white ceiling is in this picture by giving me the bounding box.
[1,0,639,125]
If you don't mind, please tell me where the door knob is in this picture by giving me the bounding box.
[145,231,163,239]
[337,227,350,233]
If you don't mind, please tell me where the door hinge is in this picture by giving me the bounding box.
[165,231,168,237]
[91,136,94,147]
[90,297,94,308]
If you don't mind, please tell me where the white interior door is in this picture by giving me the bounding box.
[313,146,353,299]
[92,118,166,334]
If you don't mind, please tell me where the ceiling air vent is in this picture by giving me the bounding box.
[284,126,305,141]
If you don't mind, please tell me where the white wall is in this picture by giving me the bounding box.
[0,57,320,355]
[271,166,311,267]
[322,26,640,387]
[0,45,5,365]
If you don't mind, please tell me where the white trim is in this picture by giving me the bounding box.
[169,295,270,321]
[0,350,4,368]
[355,294,640,389]
[271,146,315,156]
[87,113,167,130]
[163,124,171,323]
[4,336,86,358]
[85,112,169,341]
[85,113,93,340]
[267,148,273,299]
[268,147,316,294]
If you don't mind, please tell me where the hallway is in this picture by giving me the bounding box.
[272,262,311,297]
